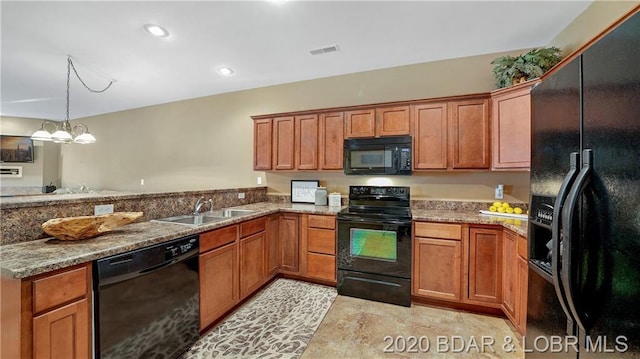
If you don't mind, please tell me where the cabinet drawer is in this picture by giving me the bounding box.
[517,235,528,259]
[414,222,461,240]
[307,253,336,281]
[33,265,88,314]
[308,215,335,229]
[200,225,238,252]
[240,217,267,238]
[308,228,336,255]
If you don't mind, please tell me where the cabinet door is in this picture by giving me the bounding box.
[319,112,344,170]
[345,109,375,138]
[450,99,490,169]
[492,85,533,170]
[412,103,448,169]
[467,227,502,304]
[267,214,279,276]
[253,119,272,170]
[240,232,266,299]
[502,230,518,318]
[517,255,528,334]
[33,299,90,359]
[273,116,295,170]
[199,242,238,329]
[279,214,299,273]
[413,237,462,301]
[295,114,318,170]
[376,105,410,137]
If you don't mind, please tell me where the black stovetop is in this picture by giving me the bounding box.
[338,186,411,221]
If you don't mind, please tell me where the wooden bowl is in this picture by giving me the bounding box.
[42,212,144,241]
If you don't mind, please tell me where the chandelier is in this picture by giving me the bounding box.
[31,57,113,144]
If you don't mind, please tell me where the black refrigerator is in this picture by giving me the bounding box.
[526,10,640,359]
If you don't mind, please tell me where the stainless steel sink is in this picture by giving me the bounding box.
[151,209,254,226]
[208,209,255,218]
[152,214,226,226]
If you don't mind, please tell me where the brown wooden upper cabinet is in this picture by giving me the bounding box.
[295,114,318,170]
[345,106,410,138]
[491,80,538,171]
[450,98,490,169]
[412,102,449,170]
[319,112,344,170]
[412,97,490,170]
[253,119,272,170]
[272,116,295,170]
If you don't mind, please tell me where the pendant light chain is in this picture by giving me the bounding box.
[68,57,113,94]
[65,57,113,121]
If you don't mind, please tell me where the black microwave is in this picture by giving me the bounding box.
[343,135,412,175]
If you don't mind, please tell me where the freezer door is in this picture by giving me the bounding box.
[578,10,640,358]
[530,57,581,198]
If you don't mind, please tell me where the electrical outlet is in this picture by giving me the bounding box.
[495,184,504,200]
[140,179,145,186]
[257,176,262,185]
[238,192,245,199]
[95,204,114,215]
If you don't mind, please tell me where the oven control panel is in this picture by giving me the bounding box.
[349,186,410,200]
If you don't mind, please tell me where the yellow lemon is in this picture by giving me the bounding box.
[506,207,514,214]
[497,207,506,213]
[514,207,523,214]
[502,202,510,208]
[493,201,502,207]
[489,206,497,212]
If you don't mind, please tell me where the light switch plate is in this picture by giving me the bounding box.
[95,204,114,215]
[495,184,504,200]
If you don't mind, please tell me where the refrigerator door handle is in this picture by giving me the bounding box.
[551,151,580,335]
[561,149,594,340]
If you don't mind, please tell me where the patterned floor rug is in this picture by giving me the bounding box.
[181,278,337,359]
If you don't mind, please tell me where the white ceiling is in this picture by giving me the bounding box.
[1,1,593,121]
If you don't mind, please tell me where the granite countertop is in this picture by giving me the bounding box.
[0,202,342,279]
[0,202,527,279]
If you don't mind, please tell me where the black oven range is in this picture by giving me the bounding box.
[336,186,412,307]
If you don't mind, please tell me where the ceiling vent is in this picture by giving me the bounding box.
[310,45,339,55]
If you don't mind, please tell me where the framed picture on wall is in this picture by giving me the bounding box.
[291,180,319,203]
[0,135,34,163]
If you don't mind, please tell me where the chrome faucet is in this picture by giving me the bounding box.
[193,196,213,215]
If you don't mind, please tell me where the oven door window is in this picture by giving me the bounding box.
[350,228,397,262]
[350,149,392,169]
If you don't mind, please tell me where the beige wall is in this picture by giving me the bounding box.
[549,0,639,55]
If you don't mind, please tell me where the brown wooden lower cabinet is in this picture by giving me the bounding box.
[413,222,528,334]
[199,240,238,329]
[279,213,300,273]
[304,214,336,283]
[502,229,518,319]
[33,299,90,359]
[413,237,462,301]
[240,232,266,299]
[266,214,279,276]
[467,226,503,305]
[0,263,92,359]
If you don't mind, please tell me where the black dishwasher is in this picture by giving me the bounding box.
[94,235,199,359]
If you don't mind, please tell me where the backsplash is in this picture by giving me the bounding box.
[0,187,267,245]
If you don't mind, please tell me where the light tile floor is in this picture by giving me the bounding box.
[302,295,524,359]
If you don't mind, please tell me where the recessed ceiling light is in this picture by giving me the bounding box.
[143,24,169,38]
[217,67,234,76]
